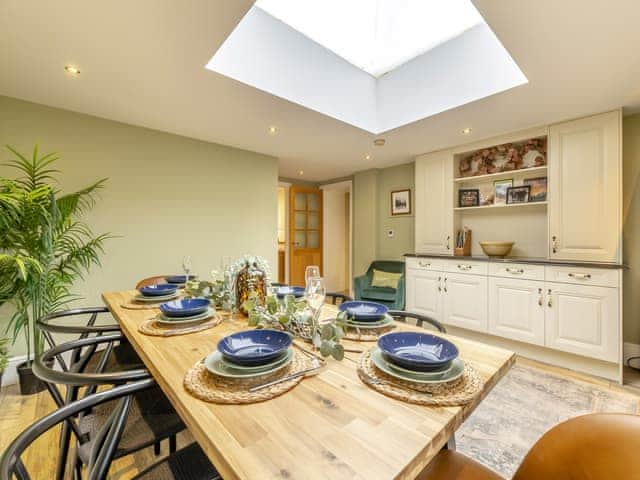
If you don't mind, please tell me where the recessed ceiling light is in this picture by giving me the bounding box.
[373,139,386,147]
[298,170,304,176]
[462,127,472,135]
[64,65,81,75]
[365,154,371,160]
[268,125,278,135]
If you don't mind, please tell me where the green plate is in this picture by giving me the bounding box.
[204,348,293,379]
[155,307,215,326]
[220,351,290,373]
[370,347,465,384]
[134,292,180,303]
[338,314,394,329]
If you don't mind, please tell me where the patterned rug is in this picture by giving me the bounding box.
[457,361,640,478]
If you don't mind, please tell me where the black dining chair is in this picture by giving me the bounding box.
[34,333,185,480]
[388,310,447,333]
[326,292,353,305]
[0,378,221,480]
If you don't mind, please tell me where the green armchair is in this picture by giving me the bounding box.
[353,261,405,310]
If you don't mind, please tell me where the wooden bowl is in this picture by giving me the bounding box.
[479,241,514,257]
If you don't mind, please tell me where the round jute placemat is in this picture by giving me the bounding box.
[357,350,482,406]
[138,314,223,336]
[184,351,313,404]
[340,323,396,342]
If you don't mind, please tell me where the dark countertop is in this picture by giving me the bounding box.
[404,253,626,270]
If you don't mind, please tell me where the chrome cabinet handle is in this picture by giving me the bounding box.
[446,236,450,250]
[551,235,558,254]
[418,260,431,268]
[538,288,543,306]
[568,273,591,280]
[506,268,524,275]
[437,276,442,292]
[443,277,447,293]
[457,264,472,271]
[547,289,552,307]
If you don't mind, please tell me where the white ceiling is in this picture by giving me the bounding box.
[1,0,640,181]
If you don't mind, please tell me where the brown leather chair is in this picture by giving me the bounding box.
[136,275,171,288]
[418,413,640,480]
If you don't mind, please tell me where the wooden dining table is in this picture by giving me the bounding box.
[103,290,515,480]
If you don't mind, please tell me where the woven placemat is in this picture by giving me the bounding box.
[138,313,223,336]
[340,323,396,341]
[357,350,482,406]
[184,351,314,404]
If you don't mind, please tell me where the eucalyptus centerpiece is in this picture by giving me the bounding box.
[0,145,112,394]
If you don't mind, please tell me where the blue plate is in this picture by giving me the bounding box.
[377,332,459,372]
[165,275,197,284]
[339,301,389,321]
[138,283,178,297]
[276,286,305,299]
[217,329,292,366]
[159,298,210,317]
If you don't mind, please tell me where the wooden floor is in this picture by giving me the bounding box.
[1,357,638,479]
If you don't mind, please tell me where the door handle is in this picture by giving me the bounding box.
[506,268,524,275]
[437,276,442,292]
[538,288,543,306]
[457,264,472,271]
[547,289,552,307]
[551,235,558,254]
[568,273,592,280]
[446,236,450,250]
[418,260,431,268]
[443,277,447,293]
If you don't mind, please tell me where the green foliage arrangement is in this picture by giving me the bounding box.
[0,337,9,373]
[244,294,345,360]
[0,145,112,363]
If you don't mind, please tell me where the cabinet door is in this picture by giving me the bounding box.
[442,272,487,332]
[415,150,454,254]
[548,111,621,262]
[406,268,442,321]
[545,282,619,362]
[489,277,545,345]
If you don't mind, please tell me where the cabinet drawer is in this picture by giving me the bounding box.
[544,266,619,288]
[489,263,545,281]
[443,260,488,276]
[405,257,445,271]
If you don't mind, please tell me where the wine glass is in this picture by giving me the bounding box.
[182,255,192,284]
[305,276,326,345]
[305,265,321,286]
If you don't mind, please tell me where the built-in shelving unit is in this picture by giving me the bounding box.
[454,201,547,212]
[453,166,548,184]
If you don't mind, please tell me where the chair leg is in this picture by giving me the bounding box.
[74,458,83,480]
[154,441,161,456]
[169,434,177,453]
[445,434,456,451]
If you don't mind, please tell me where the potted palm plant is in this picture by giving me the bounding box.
[0,337,8,387]
[0,145,111,394]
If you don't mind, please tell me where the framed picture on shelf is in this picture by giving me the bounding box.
[458,189,480,208]
[506,185,531,204]
[524,177,547,202]
[390,189,411,215]
[494,179,513,205]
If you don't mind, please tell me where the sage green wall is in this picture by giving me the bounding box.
[352,163,414,277]
[623,113,640,345]
[0,96,278,357]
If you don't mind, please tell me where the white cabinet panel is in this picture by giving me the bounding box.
[405,257,445,272]
[545,282,619,362]
[415,150,454,254]
[442,259,488,276]
[489,277,545,345]
[442,272,487,332]
[489,262,545,281]
[406,269,442,321]
[548,111,621,262]
[544,265,619,288]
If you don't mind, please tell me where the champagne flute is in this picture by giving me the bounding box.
[182,255,192,284]
[305,276,326,346]
[305,265,321,286]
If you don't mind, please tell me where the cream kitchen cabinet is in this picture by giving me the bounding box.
[548,111,621,263]
[545,282,619,362]
[488,277,545,346]
[405,268,443,321]
[441,272,488,332]
[415,150,454,254]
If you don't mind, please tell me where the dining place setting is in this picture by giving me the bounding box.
[336,299,396,341]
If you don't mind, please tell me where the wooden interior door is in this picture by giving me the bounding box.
[289,186,323,287]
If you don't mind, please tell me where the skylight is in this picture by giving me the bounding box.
[255,0,484,77]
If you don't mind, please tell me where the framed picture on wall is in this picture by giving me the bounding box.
[506,185,531,204]
[390,189,411,215]
[458,188,480,208]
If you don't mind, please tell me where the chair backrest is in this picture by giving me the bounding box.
[0,378,156,480]
[366,261,405,278]
[388,310,446,333]
[513,413,640,480]
[135,275,171,288]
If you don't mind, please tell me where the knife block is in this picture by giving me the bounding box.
[454,229,472,257]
